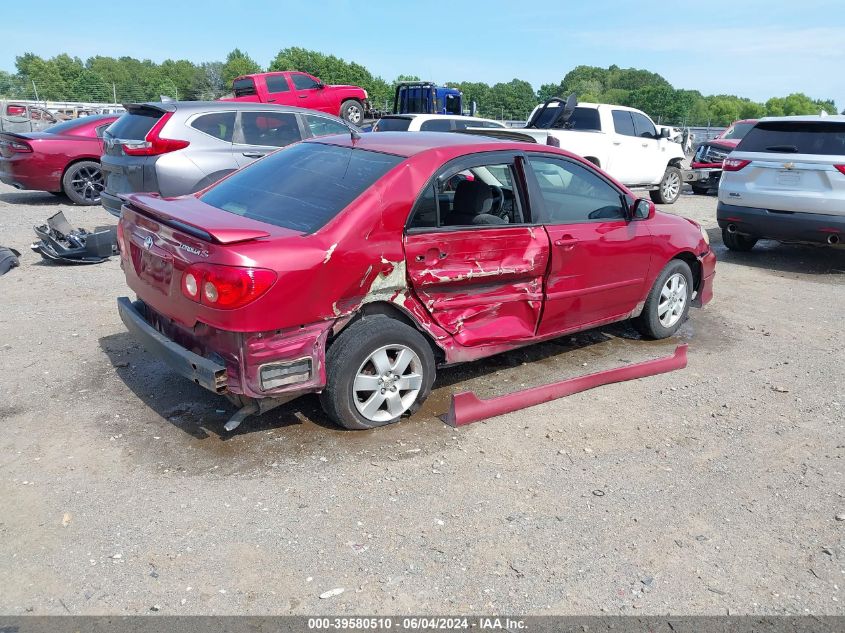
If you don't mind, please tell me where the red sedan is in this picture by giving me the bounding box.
[0,114,118,205]
[116,132,716,430]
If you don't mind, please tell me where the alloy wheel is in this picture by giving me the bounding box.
[69,165,104,203]
[657,272,688,328]
[353,344,424,423]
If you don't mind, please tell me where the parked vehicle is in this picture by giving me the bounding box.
[393,81,465,116]
[371,114,505,132]
[690,119,758,194]
[100,101,358,217]
[473,97,688,204]
[717,115,845,251]
[115,131,715,431]
[1,101,61,133]
[221,71,369,125]
[0,114,119,205]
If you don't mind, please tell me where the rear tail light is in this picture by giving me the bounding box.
[722,158,750,172]
[181,263,276,310]
[2,139,32,153]
[122,111,189,156]
[834,165,845,175]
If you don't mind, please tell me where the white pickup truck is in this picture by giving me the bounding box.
[478,98,687,204]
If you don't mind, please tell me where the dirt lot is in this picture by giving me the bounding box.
[0,182,843,616]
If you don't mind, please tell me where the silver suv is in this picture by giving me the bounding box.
[717,115,845,251]
[100,101,357,217]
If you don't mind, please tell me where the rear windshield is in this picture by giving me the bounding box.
[375,117,412,132]
[200,142,404,233]
[531,106,601,131]
[737,121,845,155]
[105,109,162,140]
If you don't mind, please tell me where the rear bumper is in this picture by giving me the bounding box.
[117,296,332,399]
[118,297,228,393]
[0,159,60,192]
[101,190,123,217]
[717,202,845,245]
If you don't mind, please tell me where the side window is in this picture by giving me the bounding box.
[265,75,290,94]
[191,112,236,142]
[631,112,657,139]
[232,78,257,97]
[240,111,302,147]
[420,118,453,132]
[408,159,526,229]
[304,115,349,137]
[291,73,320,90]
[528,156,625,224]
[95,123,111,138]
[612,110,636,137]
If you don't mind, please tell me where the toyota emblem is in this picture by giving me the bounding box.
[143,236,154,250]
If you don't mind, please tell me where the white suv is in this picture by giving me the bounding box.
[371,114,506,132]
[717,115,845,251]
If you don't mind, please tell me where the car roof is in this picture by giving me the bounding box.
[757,114,845,123]
[310,130,559,158]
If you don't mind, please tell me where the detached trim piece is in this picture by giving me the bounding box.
[444,344,688,427]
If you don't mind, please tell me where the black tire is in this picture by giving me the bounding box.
[61,160,104,206]
[722,228,758,252]
[649,166,683,204]
[340,99,364,126]
[690,184,710,196]
[320,315,436,430]
[634,259,693,340]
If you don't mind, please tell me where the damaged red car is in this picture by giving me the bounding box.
[116,132,715,430]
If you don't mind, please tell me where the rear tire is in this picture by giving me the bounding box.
[722,228,758,252]
[690,184,710,195]
[650,166,683,204]
[340,100,364,126]
[634,259,693,339]
[62,160,104,206]
[320,316,436,430]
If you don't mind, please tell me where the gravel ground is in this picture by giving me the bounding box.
[0,182,843,616]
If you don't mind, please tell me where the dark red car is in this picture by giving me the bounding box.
[116,132,715,430]
[0,114,118,205]
[690,119,758,194]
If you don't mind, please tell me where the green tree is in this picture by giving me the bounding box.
[221,49,261,86]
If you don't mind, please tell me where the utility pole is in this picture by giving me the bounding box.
[32,80,39,102]
[113,83,117,103]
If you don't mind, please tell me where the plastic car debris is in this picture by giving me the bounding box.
[30,211,117,265]
[0,247,21,275]
[444,344,688,426]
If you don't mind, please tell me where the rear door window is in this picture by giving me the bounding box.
[200,142,403,233]
[737,121,845,155]
[304,114,348,137]
[612,110,636,136]
[375,117,412,131]
[190,112,236,142]
[239,111,302,147]
[265,75,290,94]
[420,118,454,132]
[105,108,163,140]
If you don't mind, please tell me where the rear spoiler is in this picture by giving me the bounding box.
[453,128,544,144]
[120,194,271,245]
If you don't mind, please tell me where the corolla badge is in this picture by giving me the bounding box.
[178,242,209,257]
[143,236,154,250]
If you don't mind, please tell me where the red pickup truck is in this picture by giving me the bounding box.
[221,71,368,126]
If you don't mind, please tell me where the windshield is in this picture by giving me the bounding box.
[200,142,403,233]
[722,122,755,140]
[530,105,601,131]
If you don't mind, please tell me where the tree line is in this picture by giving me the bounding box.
[0,49,838,125]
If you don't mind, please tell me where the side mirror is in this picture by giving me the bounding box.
[633,198,655,220]
[316,81,325,90]
[659,127,671,138]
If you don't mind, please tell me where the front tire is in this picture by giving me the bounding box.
[62,160,104,206]
[340,100,364,126]
[320,316,436,430]
[722,228,758,252]
[650,166,682,204]
[634,260,693,339]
